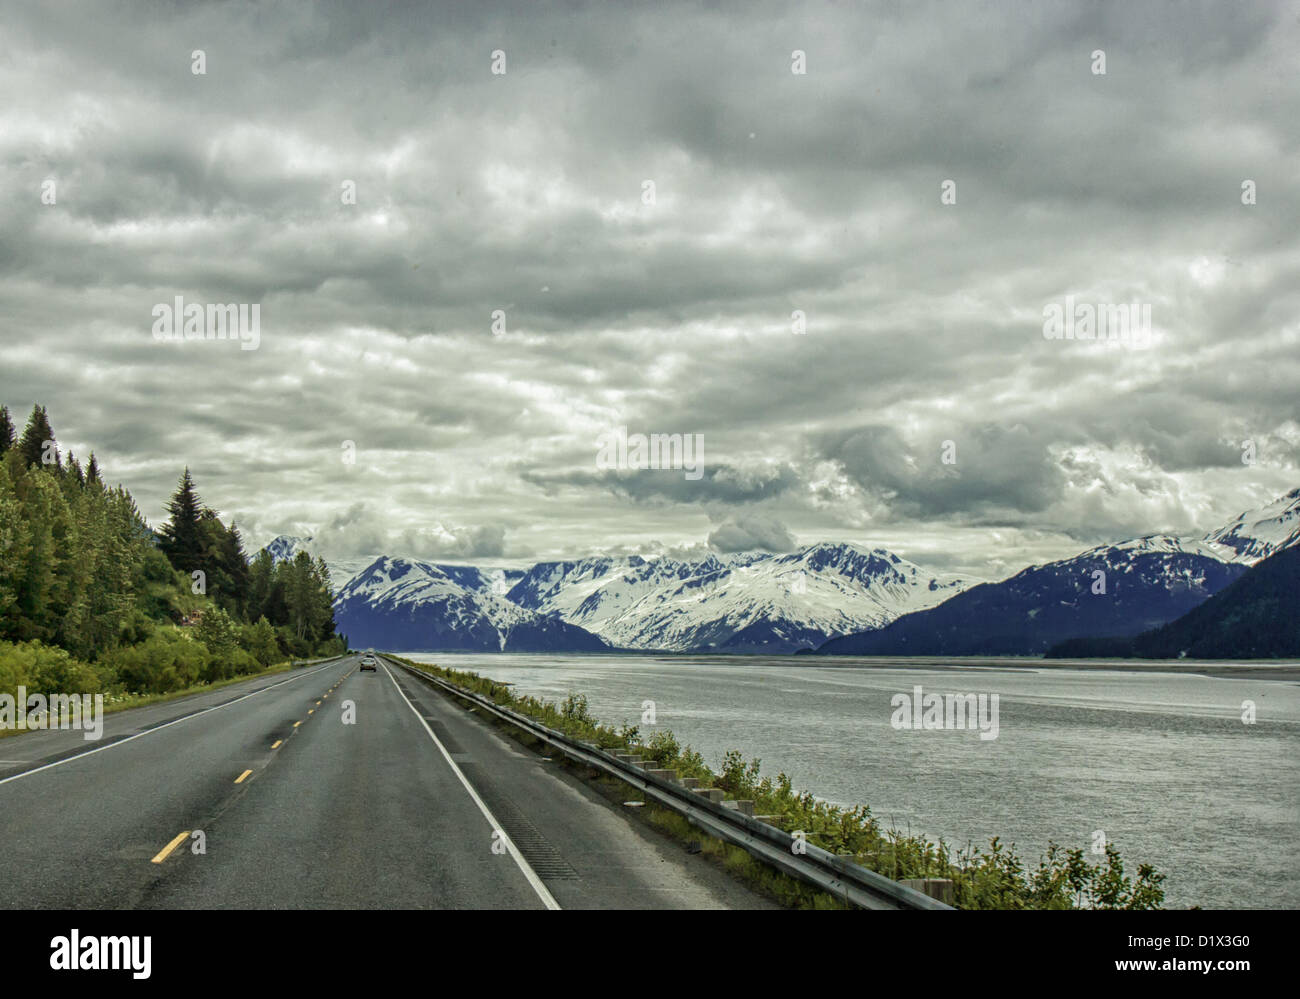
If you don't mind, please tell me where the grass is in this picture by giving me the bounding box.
[639,804,851,909]
[389,654,1170,911]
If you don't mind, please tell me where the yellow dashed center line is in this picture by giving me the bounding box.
[151,830,190,864]
[308,709,314,715]
[293,721,301,728]
[235,769,252,784]
[271,740,282,749]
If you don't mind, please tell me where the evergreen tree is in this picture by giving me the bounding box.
[0,461,33,626]
[0,405,14,453]
[221,522,252,618]
[17,404,59,470]
[311,556,336,642]
[67,452,85,487]
[80,486,136,657]
[8,464,73,642]
[194,605,239,679]
[287,550,316,641]
[263,557,290,627]
[190,510,251,618]
[243,616,281,667]
[158,469,204,574]
[1,407,343,683]
[247,549,275,622]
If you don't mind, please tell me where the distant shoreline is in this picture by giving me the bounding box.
[396,649,1300,682]
[804,656,1300,683]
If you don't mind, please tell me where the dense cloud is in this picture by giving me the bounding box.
[1,0,1296,578]
[708,515,797,554]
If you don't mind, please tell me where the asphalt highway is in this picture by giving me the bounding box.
[0,654,774,909]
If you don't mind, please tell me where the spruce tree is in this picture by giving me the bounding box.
[0,405,14,453]
[247,548,275,622]
[312,556,336,642]
[220,521,251,618]
[17,404,59,470]
[67,451,86,487]
[288,550,314,641]
[86,452,101,486]
[158,468,204,574]
[0,464,32,631]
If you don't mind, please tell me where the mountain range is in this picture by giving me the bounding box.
[332,556,604,652]
[265,487,1300,656]
[1045,543,1300,659]
[813,536,1247,657]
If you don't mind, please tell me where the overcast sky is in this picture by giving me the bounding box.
[2,0,1297,577]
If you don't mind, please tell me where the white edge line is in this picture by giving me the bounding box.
[380,659,561,911]
[0,657,350,788]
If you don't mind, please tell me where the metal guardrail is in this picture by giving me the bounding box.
[384,655,953,911]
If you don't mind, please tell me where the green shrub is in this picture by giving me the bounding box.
[102,628,210,695]
[0,639,102,696]
[239,617,281,668]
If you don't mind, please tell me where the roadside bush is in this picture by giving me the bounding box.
[645,729,680,765]
[238,617,281,668]
[0,639,103,696]
[102,628,210,695]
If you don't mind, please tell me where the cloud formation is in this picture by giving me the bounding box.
[1,0,1296,578]
[708,515,797,554]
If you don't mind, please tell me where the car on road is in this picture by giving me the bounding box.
[359,655,377,672]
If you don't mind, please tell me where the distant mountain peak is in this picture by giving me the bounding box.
[817,537,1248,658]
[333,554,607,653]
[1076,534,1231,561]
[1202,487,1300,564]
[265,534,313,562]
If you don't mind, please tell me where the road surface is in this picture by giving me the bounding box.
[0,654,774,909]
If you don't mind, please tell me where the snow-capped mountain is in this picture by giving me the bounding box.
[265,486,1297,656]
[1048,543,1300,659]
[264,534,312,564]
[1079,534,1238,561]
[437,563,528,598]
[333,557,608,652]
[315,542,974,654]
[816,536,1248,656]
[507,552,761,633]
[1201,487,1300,564]
[510,543,974,653]
[260,535,526,595]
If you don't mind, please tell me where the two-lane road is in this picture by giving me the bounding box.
[0,654,773,909]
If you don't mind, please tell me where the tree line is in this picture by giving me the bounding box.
[0,403,345,700]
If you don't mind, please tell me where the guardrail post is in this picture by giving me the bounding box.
[901,878,955,906]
